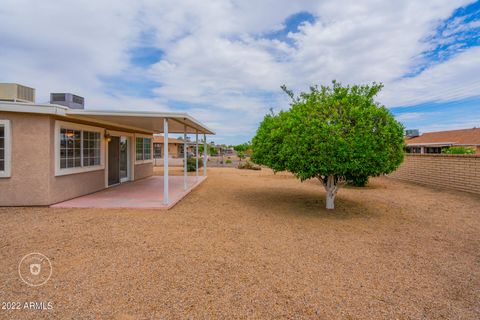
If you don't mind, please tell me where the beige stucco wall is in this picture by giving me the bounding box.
[154,142,181,158]
[134,162,153,180]
[1,112,154,206]
[0,112,51,206]
[48,170,106,204]
[47,118,106,204]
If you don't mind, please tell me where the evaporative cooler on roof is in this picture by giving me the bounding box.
[50,93,85,109]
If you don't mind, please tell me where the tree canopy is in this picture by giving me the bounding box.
[233,142,252,154]
[252,81,405,209]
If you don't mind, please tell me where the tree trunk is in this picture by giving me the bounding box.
[326,191,335,209]
[325,175,336,209]
[320,174,345,210]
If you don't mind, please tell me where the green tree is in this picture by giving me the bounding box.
[198,144,218,156]
[233,142,252,156]
[252,81,405,209]
[237,151,246,163]
[251,109,289,173]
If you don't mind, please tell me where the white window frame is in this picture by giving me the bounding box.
[0,120,12,178]
[55,120,105,176]
[135,133,153,164]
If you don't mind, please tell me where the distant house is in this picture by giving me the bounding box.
[405,128,480,154]
[153,136,187,159]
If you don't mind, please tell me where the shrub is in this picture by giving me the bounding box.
[186,157,203,172]
[442,146,475,154]
[347,174,369,187]
[225,159,232,164]
[238,161,261,170]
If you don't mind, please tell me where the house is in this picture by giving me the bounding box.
[153,136,195,159]
[0,83,213,207]
[405,128,480,154]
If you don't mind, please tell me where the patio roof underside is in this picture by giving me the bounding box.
[65,112,214,135]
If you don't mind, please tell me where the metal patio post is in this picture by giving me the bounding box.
[184,125,187,190]
[195,130,199,181]
[203,133,207,176]
[163,118,169,205]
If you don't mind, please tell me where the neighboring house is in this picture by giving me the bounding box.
[0,83,212,206]
[405,128,480,154]
[153,136,195,159]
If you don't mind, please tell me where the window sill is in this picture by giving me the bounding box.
[0,172,11,178]
[55,165,105,177]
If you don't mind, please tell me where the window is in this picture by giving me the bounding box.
[60,129,81,169]
[154,143,162,159]
[144,138,151,160]
[406,146,421,154]
[83,131,101,166]
[135,137,152,162]
[425,147,442,154]
[55,121,104,176]
[0,120,12,178]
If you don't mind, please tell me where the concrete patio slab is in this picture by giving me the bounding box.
[50,176,206,209]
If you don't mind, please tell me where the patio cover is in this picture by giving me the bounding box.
[0,102,214,134]
[65,109,214,134]
[63,109,214,206]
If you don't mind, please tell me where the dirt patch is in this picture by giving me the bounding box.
[0,168,479,319]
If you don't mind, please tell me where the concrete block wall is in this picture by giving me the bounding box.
[389,154,480,195]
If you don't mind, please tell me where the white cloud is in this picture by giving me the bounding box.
[380,47,480,106]
[395,112,425,121]
[0,0,478,143]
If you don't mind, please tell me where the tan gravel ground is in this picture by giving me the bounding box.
[1,167,479,319]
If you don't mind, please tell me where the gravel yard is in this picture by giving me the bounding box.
[1,167,479,319]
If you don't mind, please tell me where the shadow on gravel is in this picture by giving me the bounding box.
[236,187,377,220]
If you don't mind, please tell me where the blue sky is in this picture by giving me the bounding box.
[0,0,479,144]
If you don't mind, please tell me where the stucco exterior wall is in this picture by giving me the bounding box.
[46,118,107,204]
[134,162,153,180]
[1,112,155,206]
[0,112,51,206]
[154,142,181,158]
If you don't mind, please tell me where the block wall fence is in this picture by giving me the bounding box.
[388,154,480,195]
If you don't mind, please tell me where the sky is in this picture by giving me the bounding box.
[0,0,479,145]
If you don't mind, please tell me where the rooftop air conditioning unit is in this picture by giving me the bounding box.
[50,93,85,109]
[405,129,420,138]
[0,83,36,103]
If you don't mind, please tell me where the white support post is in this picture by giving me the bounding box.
[195,130,199,181]
[163,118,169,205]
[203,133,207,176]
[184,125,187,190]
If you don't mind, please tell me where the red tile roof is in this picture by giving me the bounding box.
[406,128,480,146]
